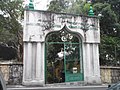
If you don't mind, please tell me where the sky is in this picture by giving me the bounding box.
[25,0,52,10]
[25,0,87,10]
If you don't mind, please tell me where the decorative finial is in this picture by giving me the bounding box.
[88,5,94,16]
[29,0,34,10]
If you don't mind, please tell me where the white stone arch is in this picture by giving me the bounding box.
[45,24,84,43]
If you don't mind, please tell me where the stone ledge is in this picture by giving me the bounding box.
[0,61,23,65]
[100,66,120,69]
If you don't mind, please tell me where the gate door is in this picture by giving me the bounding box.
[45,27,84,84]
[64,43,83,82]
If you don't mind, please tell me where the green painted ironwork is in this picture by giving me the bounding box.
[45,42,47,84]
[45,27,84,83]
[88,6,94,16]
[65,43,84,82]
[29,0,34,10]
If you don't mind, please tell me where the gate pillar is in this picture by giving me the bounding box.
[23,42,45,86]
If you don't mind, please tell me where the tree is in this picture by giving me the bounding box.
[64,0,86,15]
[48,0,86,15]
[93,0,120,37]
[99,35,120,66]
[93,3,117,36]
[0,0,24,61]
[47,0,69,12]
[93,2,120,66]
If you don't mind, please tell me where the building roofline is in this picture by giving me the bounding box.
[25,9,98,18]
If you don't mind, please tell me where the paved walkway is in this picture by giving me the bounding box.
[7,85,108,90]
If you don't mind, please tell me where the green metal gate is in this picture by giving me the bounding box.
[45,27,84,84]
[64,43,83,82]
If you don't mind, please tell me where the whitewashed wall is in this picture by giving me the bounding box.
[23,10,101,86]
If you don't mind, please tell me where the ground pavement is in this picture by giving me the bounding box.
[7,85,108,90]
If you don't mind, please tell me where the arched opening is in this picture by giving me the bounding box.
[45,26,84,84]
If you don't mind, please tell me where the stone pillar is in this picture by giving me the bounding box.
[92,44,101,84]
[23,42,45,86]
[83,43,91,84]
[35,43,42,80]
[23,10,45,86]
[84,43,101,84]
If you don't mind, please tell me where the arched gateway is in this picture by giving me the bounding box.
[45,26,83,84]
[23,10,101,86]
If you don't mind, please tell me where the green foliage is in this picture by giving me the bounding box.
[93,3,117,36]
[0,0,23,34]
[48,0,86,15]
[0,30,16,43]
[0,0,24,61]
[100,35,120,66]
[65,0,85,14]
[48,0,69,12]
[93,2,120,66]
[83,3,91,15]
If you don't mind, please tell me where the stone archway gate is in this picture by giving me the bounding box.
[23,10,101,86]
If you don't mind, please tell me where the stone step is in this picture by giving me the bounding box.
[7,85,108,90]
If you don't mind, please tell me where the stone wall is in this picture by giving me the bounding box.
[0,63,120,85]
[0,62,23,85]
[100,66,120,84]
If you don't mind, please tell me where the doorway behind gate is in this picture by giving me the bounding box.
[45,28,84,84]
